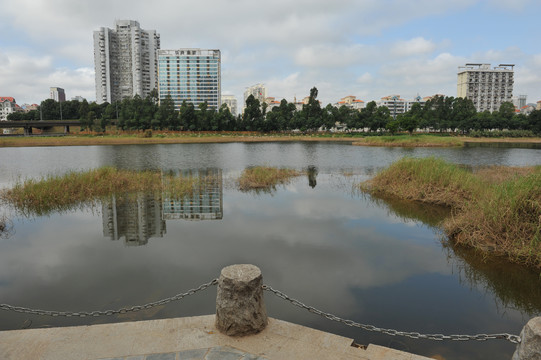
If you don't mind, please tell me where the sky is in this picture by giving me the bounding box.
[1,0,540,108]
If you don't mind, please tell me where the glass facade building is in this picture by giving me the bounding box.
[158,49,221,110]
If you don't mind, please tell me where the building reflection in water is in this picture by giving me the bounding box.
[101,168,223,246]
[102,193,166,246]
[162,168,223,221]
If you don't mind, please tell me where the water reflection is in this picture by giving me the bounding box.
[162,169,223,221]
[102,193,166,246]
[447,242,541,316]
[307,166,318,188]
[369,190,541,319]
[101,169,223,245]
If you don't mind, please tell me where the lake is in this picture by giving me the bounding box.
[1,142,541,360]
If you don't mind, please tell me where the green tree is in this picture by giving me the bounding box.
[243,95,263,131]
[79,99,89,121]
[40,99,59,120]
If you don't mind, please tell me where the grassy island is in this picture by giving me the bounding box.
[237,166,301,191]
[361,157,541,268]
[0,167,200,216]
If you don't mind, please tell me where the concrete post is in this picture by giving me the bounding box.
[215,264,268,336]
[513,317,541,360]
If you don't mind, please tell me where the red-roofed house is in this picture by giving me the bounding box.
[334,95,365,110]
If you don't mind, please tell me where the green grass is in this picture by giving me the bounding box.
[237,166,301,191]
[354,134,465,147]
[362,157,541,268]
[1,167,200,216]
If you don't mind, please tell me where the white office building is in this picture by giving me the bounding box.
[157,49,221,110]
[457,63,514,112]
[93,20,160,104]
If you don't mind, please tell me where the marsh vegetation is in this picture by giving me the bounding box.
[362,157,541,268]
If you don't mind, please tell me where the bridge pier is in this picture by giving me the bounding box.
[23,127,32,136]
[64,125,70,134]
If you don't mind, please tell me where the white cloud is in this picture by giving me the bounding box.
[0,0,540,105]
[0,50,94,104]
[294,44,374,68]
[391,37,436,57]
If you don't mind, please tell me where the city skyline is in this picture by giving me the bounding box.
[1,0,540,107]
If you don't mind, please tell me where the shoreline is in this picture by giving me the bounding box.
[1,132,541,148]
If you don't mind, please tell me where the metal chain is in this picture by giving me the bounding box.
[0,279,218,318]
[262,284,522,344]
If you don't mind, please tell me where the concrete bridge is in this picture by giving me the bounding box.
[0,120,81,135]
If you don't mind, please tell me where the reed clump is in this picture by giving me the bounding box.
[237,166,301,191]
[1,167,199,216]
[362,157,541,268]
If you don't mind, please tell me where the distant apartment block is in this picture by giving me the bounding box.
[264,97,281,111]
[244,84,266,110]
[0,97,18,121]
[50,87,66,102]
[457,63,514,113]
[221,95,238,116]
[513,95,527,109]
[71,96,85,102]
[157,49,221,110]
[335,95,365,110]
[378,95,407,118]
[93,20,160,104]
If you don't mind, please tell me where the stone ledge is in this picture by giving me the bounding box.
[0,315,432,360]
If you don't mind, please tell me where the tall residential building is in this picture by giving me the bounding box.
[457,63,514,113]
[50,87,66,102]
[157,49,221,110]
[221,95,238,116]
[243,84,266,110]
[93,20,160,104]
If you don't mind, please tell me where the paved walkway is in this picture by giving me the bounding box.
[0,315,432,360]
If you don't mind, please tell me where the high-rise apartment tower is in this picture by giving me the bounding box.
[243,84,266,109]
[157,49,221,110]
[457,63,514,113]
[50,87,66,102]
[93,20,160,104]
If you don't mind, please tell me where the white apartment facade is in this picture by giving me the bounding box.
[0,97,17,121]
[221,95,238,116]
[243,84,266,110]
[378,95,407,118]
[94,20,160,104]
[457,63,514,113]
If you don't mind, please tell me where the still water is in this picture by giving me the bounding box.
[1,142,541,360]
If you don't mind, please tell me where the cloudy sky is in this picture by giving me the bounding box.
[1,0,540,107]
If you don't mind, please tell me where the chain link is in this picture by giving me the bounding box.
[0,279,218,318]
[0,280,522,345]
[262,284,522,344]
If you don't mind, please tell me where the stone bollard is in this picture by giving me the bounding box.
[513,317,541,360]
[215,264,268,336]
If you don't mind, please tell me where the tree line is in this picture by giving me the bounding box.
[7,87,541,135]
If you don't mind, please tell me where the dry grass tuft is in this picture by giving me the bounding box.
[237,166,301,191]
